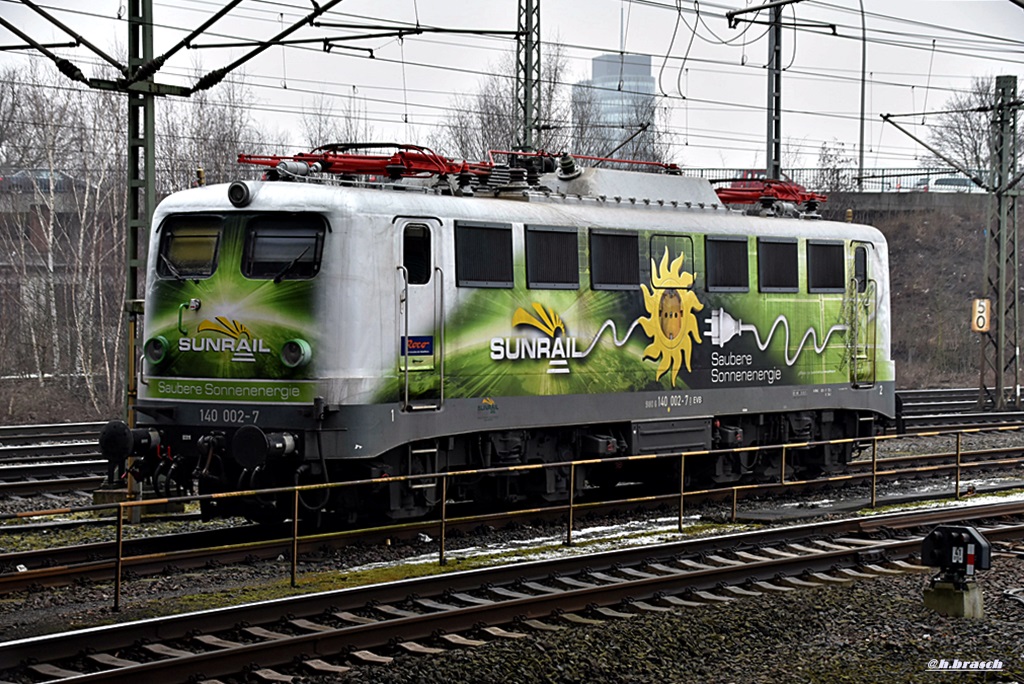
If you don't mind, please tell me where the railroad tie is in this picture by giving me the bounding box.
[333,611,379,624]
[644,562,685,575]
[552,576,596,589]
[656,594,706,608]
[559,612,605,626]
[836,567,882,580]
[779,576,825,588]
[734,551,775,562]
[488,585,532,599]
[617,567,660,580]
[786,543,825,555]
[481,625,529,639]
[142,643,194,658]
[675,559,717,570]
[303,659,350,675]
[438,633,487,647]
[251,668,293,683]
[521,581,562,594]
[87,653,140,668]
[588,571,626,584]
[629,600,673,613]
[374,603,420,618]
[691,590,735,603]
[288,618,333,632]
[398,641,446,655]
[243,626,291,640]
[519,618,564,632]
[890,560,931,573]
[759,548,801,559]
[350,650,394,664]
[705,554,746,567]
[26,664,83,679]
[449,591,495,605]
[194,634,245,649]
[592,606,635,619]
[809,572,852,585]
[721,585,763,598]
[834,537,888,547]
[811,540,857,552]
[862,563,905,576]
[751,581,795,593]
[413,597,462,611]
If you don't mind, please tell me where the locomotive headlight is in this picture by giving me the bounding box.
[144,335,169,364]
[280,338,312,368]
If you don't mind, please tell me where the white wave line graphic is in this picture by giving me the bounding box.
[579,319,644,358]
[747,315,849,366]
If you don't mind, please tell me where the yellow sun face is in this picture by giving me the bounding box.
[639,247,703,386]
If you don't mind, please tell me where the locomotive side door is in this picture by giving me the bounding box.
[851,242,876,387]
[396,218,441,405]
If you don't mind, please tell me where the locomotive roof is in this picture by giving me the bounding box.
[155,178,885,250]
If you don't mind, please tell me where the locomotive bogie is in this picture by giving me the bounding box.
[100,157,895,522]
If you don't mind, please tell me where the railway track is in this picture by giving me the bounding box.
[897,387,1024,432]
[0,422,105,497]
[3,422,1024,595]
[2,500,1021,683]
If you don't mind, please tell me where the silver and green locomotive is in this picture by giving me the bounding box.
[101,146,895,522]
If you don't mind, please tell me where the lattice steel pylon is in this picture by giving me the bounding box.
[515,0,541,150]
[978,75,1020,410]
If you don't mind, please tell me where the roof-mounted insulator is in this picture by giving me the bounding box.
[489,166,511,187]
[457,162,475,196]
[277,160,312,176]
[557,153,582,181]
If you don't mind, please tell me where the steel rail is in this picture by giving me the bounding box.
[2,501,1022,681]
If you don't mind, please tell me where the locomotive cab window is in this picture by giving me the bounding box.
[808,240,846,293]
[590,230,639,290]
[526,225,579,289]
[242,213,326,281]
[403,224,431,285]
[455,221,513,288]
[157,215,223,279]
[758,238,799,293]
[705,236,749,292]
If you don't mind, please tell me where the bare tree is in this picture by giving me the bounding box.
[813,139,856,192]
[429,43,587,160]
[158,68,266,192]
[926,76,1024,174]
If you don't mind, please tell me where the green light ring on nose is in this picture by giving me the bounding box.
[280,338,312,368]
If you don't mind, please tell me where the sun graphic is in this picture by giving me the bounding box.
[638,247,704,386]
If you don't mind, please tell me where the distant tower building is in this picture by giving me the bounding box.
[573,54,657,158]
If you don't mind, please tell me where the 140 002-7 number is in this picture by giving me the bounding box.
[198,408,260,423]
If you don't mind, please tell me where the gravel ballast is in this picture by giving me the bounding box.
[322,557,1024,684]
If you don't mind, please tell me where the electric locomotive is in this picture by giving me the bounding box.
[100,144,895,522]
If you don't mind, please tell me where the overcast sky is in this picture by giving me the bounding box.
[1,0,1022,169]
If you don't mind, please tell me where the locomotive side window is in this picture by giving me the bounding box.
[157,215,222,279]
[854,245,868,293]
[649,234,695,285]
[808,240,846,293]
[757,238,799,293]
[403,224,431,285]
[242,213,326,281]
[705,236,749,292]
[590,230,639,290]
[526,225,578,289]
[455,221,513,288]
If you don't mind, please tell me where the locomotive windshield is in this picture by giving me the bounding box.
[157,216,222,279]
[242,213,327,281]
